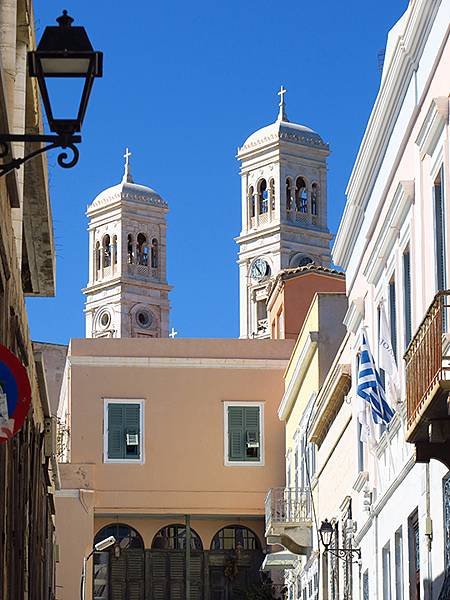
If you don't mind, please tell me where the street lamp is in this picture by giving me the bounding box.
[319,519,361,561]
[80,535,115,600]
[0,10,103,177]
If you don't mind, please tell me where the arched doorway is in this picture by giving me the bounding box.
[93,523,144,600]
[150,524,204,599]
[209,525,263,600]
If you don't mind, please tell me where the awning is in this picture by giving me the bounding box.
[261,550,298,571]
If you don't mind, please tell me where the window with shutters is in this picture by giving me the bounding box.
[104,399,144,463]
[224,402,264,465]
[434,167,446,292]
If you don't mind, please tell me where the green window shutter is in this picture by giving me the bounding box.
[107,403,141,460]
[244,406,260,461]
[228,407,244,461]
[228,406,261,462]
[124,404,141,459]
[108,404,125,459]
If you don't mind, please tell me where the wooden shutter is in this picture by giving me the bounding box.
[228,407,245,461]
[244,407,260,461]
[108,404,125,459]
[124,404,141,459]
[389,279,397,361]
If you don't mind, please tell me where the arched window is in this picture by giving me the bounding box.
[112,235,118,265]
[296,255,314,267]
[258,179,268,214]
[93,524,144,600]
[127,234,134,264]
[295,177,308,213]
[151,524,203,551]
[137,233,148,266]
[286,178,292,211]
[269,178,275,210]
[102,235,111,268]
[95,241,101,272]
[248,186,255,219]
[151,238,158,269]
[311,183,319,216]
[210,525,261,551]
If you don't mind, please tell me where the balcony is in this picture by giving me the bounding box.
[265,488,312,555]
[405,291,450,468]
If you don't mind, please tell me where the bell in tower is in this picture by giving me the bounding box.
[236,87,332,339]
[84,149,171,338]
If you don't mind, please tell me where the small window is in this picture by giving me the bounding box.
[286,178,292,211]
[210,525,260,550]
[382,541,392,600]
[225,403,263,465]
[269,178,275,210]
[295,177,308,213]
[248,186,255,218]
[105,400,143,462]
[112,235,118,265]
[95,242,101,272]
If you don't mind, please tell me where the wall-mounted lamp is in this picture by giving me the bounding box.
[319,519,361,561]
[0,10,102,177]
[80,535,115,600]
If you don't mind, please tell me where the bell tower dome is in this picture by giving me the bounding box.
[84,149,171,338]
[236,87,332,339]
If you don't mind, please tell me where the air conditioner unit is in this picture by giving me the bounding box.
[246,432,259,448]
[126,433,139,446]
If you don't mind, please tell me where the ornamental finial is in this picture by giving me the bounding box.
[277,85,288,121]
[123,147,133,183]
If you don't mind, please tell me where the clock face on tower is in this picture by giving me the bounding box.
[250,258,271,282]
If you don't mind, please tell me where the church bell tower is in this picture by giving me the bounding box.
[84,150,171,338]
[236,87,332,339]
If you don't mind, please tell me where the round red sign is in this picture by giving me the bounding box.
[0,344,32,442]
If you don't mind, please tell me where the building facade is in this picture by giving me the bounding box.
[0,0,58,598]
[55,338,294,599]
[236,90,332,340]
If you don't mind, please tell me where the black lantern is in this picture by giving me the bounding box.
[28,10,102,136]
[0,11,103,177]
[319,519,334,550]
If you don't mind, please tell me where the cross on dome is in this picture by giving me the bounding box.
[169,327,178,339]
[122,147,134,183]
[277,85,288,122]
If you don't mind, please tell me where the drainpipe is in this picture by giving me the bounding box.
[425,463,433,598]
[185,514,191,600]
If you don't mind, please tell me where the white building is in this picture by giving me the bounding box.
[236,88,332,339]
[330,0,450,598]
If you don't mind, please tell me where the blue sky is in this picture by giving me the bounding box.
[27,1,406,343]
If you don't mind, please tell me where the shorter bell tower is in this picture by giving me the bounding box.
[84,149,171,338]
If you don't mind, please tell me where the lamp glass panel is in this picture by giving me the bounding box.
[44,77,85,121]
[40,57,90,75]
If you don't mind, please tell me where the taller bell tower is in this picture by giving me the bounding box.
[236,87,332,339]
[84,150,171,338]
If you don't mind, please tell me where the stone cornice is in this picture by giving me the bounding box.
[238,130,329,158]
[88,190,168,215]
[363,180,414,285]
[333,0,442,269]
[68,356,289,370]
[416,96,449,157]
[278,332,319,421]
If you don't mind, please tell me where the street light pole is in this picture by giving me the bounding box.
[80,536,116,600]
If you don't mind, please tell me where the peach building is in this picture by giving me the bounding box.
[55,338,294,599]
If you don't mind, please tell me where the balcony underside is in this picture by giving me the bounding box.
[407,381,450,469]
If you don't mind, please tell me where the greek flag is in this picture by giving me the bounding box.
[357,332,395,425]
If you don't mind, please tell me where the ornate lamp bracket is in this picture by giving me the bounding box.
[0,134,81,177]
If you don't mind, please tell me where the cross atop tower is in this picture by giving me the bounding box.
[123,147,133,183]
[277,85,288,122]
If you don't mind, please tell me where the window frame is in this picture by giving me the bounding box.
[223,401,264,467]
[103,398,145,464]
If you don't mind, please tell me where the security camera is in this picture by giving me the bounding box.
[94,536,116,552]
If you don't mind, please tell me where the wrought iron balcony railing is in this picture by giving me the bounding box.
[265,487,312,533]
[404,291,450,438]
